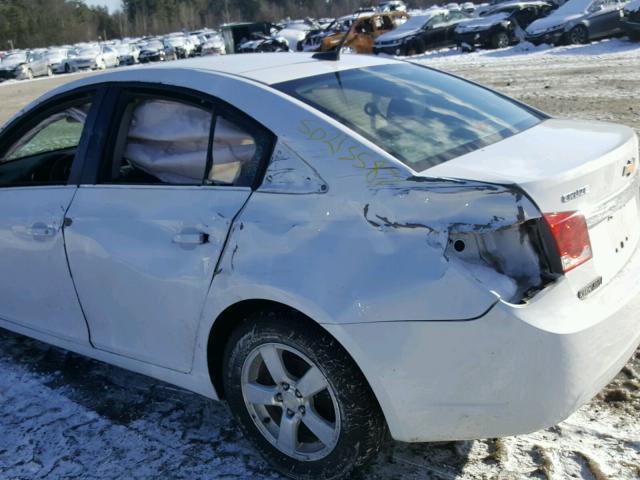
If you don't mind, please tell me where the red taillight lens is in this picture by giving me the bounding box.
[543,211,592,273]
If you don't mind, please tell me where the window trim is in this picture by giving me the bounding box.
[0,86,104,188]
[88,82,276,190]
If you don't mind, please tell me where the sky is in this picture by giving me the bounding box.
[84,0,122,12]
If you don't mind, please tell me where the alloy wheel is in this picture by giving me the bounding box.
[241,342,341,461]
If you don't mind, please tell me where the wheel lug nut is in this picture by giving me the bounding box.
[295,390,303,398]
[275,393,283,402]
[282,383,290,391]
[286,409,294,417]
[298,406,306,414]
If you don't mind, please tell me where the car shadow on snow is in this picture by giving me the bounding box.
[0,328,476,479]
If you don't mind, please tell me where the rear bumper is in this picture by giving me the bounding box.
[325,242,640,442]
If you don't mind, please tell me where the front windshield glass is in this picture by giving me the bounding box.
[79,48,100,56]
[276,64,543,172]
[3,53,26,64]
[393,15,431,31]
[146,41,164,50]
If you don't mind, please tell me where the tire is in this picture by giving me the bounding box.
[627,31,640,42]
[223,309,386,480]
[491,31,510,49]
[568,25,588,45]
[64,63,71,73]
[26,69,33,80]
[413,37,426,54]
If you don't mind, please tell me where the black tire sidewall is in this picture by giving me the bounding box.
[223,312,385,479]
[570,25,588,44]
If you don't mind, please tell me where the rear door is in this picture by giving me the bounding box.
[588,0,625,36]
[64,86,274,372]
[0,89,99,343]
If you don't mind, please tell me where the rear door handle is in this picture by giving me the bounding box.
[173,232,207,245]
[28,224,56,238]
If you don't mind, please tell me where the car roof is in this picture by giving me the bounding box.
[86,52,399,86]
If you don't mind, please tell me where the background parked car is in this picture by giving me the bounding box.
[526,0,628,44]
[138,39,176,63]
[64,45,119,71]
[45,48,69,74]
[163,35,195,59]
[238,32,291,52]
[319,11,409,53]
[0,50,51,81]
[374,9,471,55]
[221,22,276,54]
[622,0,640,39]
[200,34,227,55]
[301,15,357,51]
[378,0,408,11]
[277,20,320,51]
[455,0,556,50]
[115,42,140,65]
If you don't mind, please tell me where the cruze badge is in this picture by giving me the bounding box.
[561,186,589,203]
[622,159,637,178]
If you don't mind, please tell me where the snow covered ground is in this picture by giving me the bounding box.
[0,39,639,479]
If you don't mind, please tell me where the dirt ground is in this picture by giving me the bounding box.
[0,43,639,479]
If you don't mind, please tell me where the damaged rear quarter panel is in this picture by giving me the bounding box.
[208,115,544,326]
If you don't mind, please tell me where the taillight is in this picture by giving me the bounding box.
[543,211,592,273]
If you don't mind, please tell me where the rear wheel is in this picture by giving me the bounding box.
[491,31,510,49]
[568,25,588,45]
[223,310,386,479]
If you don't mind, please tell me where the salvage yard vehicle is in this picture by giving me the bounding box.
[138,39,177,63]
[373,9,471,55]
[526,0,629,44]
[319,11,409,53]
[0,53,639,480]
[114,42,140,66]
[221,22,275,53]
[45,48,70,74]
[455,0,556,50]
[0,51,52,81]
[64,45,119,71]
[621,0,640,39]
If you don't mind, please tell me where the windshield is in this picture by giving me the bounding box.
[47,49,67,58]
[2,53,26,64]
[552,0,593,16]
[115,44,130,53]
[146,41,164,50]
[79,48,99,56]
[166,37,186,46]
[276,64,543,172]
[393,14,431,31]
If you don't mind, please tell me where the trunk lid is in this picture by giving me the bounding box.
[424,118,640,293]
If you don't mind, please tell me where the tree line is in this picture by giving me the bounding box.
[0,0,442,50]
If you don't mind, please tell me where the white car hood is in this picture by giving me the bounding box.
[527,13,582,34]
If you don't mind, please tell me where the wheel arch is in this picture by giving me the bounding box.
[205,298,387,429]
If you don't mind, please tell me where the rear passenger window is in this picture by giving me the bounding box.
[110,98,211,185]
[106,93,272,187]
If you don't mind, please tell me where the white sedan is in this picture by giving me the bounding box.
[0,53,638,479]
